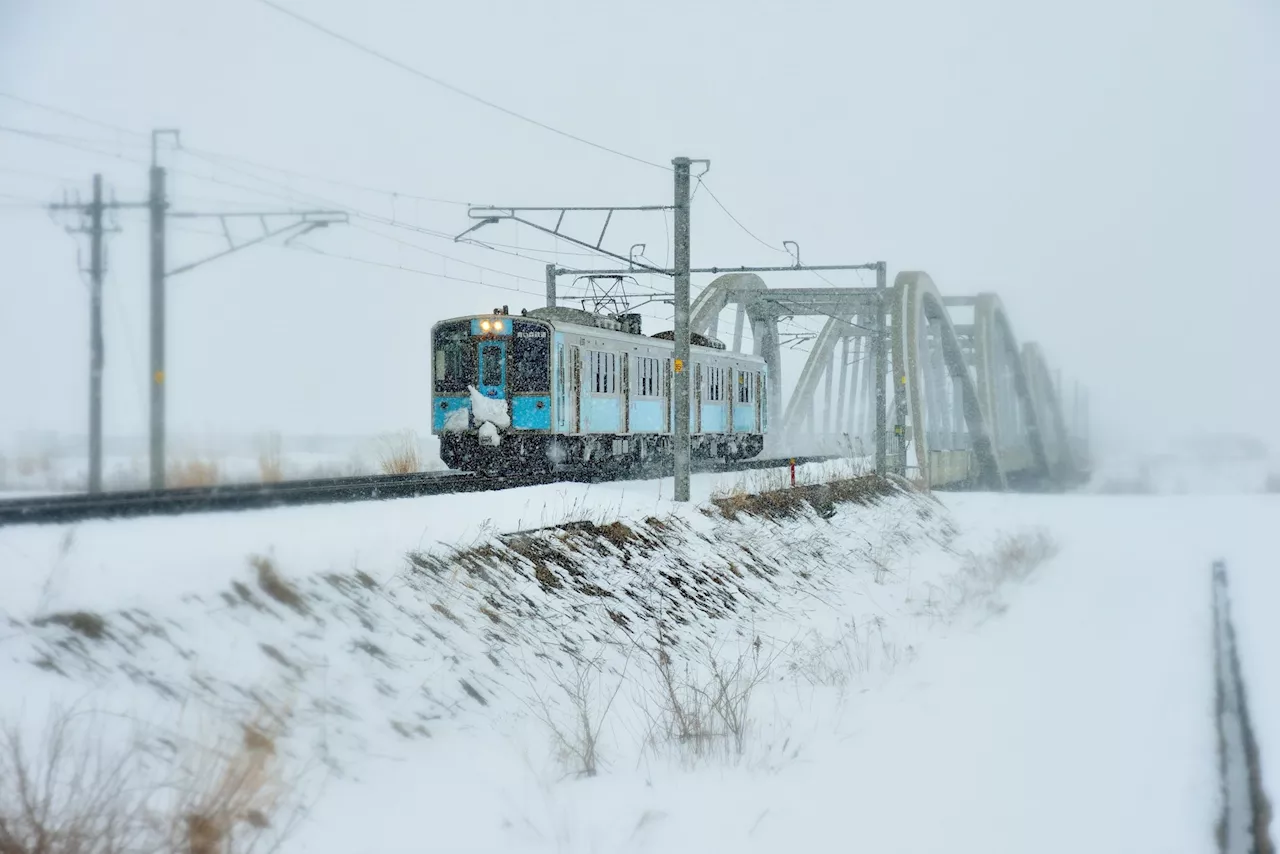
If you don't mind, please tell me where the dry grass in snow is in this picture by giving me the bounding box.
[377,431,421,475]
[168,460,221,489]
[257,433,285,484]
[916,528,1059,626]
[0,703,300,854]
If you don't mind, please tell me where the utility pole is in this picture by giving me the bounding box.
[545,262,557,308]
[149,130,176,489]
[137,129,343,489]
[49,129,346,493]
[671,156,693,502]
[874,261,887,476]
[88,175,105,494]
[50,174,123,494]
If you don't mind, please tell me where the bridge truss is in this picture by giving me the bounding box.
[691,270,1089,490]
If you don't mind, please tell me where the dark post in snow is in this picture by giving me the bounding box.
[672,156,693,502]
[874,261,888,476]
[148,133,170,490]
[88,174,105,494]
[545,262,557,309]
[51,177,141,492]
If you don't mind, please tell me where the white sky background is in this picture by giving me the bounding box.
[0,0,1277,455]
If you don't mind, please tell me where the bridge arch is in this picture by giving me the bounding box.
[971,293,1049,483]
[690,273,783,426]
[893,272,1003,488]
[1021,341,1074,480]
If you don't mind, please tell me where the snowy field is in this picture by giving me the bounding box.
[0,460,1276,852]
[0,431,448,495]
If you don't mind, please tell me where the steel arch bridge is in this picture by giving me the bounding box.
[689,270,1089,490]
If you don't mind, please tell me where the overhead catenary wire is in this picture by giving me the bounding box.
[184,146,472,208]
[6,96,842,335]
[255,0,669,172]
[0,90,146,139]
[0,124,153,168]
[176,147,641,288]
[0,88,477,210]
[1,95,669,279]
[285,242,550,298]
[696,177,786,256]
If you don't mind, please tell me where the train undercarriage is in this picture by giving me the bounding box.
[439,431,766,475]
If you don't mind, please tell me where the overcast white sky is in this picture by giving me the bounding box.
[1,0,1277,456]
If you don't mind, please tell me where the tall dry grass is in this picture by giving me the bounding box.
[168,460,220,488]
[0,704,298,854]
[257,433,284,484]
[378,431,421,475]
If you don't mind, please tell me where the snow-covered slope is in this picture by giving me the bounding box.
[1,467,1275,852]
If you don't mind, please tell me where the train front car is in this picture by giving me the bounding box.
[431,309,553,472]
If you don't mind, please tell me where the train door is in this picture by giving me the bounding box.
[732,368,742,435]
[570,345,582,433]
[621,354,630,432]
[477,340,506,399]
[759,372,767,432]
[694,363,703,433]
[555,343,567,430]
[664,359,672,433]
[747,371,757,435]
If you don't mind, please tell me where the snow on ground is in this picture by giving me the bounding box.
[0,432,449,494]
[0,464,1276,852]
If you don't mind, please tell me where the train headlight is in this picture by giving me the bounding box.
[480,320,492,332]
[493,320,504,332]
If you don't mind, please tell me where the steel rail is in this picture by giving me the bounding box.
[0,455,839,529]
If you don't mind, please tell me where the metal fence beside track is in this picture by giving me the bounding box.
[1212,559,1275,854]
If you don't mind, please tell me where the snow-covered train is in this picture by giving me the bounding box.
[430,305,769,472]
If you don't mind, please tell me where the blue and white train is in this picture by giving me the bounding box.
[431,305,768,472]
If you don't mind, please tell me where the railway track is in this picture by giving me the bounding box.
[0,455,838,529]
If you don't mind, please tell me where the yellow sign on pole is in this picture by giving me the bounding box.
[673,359,684,373]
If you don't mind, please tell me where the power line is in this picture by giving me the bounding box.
[172,152,604,284]
[255,0,669,172]
[0,91,145,139]
[0,124,151,165]
[173,219,552,297]
[0,96,661,269]
[349,222,547,285]
[185,146,472,208]
[0,90,473,210]
[696,175,870,290]
[696,177,785,255]
[285,242,546,298]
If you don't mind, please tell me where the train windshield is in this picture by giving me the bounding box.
[433,321,474,393]
[510,320,550,392]
[480,345,503,387]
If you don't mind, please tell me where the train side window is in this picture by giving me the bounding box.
[704,366,725,402]
[634,356,660,398]
[589,350,618,395]
[738,370,755,404]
